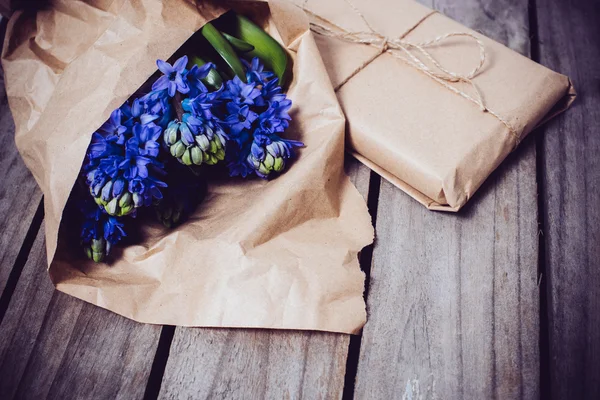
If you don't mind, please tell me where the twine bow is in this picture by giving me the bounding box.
[301,0,521,146]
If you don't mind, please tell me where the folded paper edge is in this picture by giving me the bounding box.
[534,77,577,129]
[349,151,460,212]
[54,281,361,334]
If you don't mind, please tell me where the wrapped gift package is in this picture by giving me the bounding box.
[298,0,576,211]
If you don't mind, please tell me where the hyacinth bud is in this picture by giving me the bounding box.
[164,119,226,167]
[79,202,125,264]
[164,121,179,146]
[250,152,285,177]
[105,197,118,215]
[191,147,203,164]
[151,159,207,229]
[247,135,302,179]
[89,178,136,217]
[101,180,113,201]
[181,149,192,166]
[154,180,207,229]
[170,141,184,158]
[132,192,143,208]
[155,203,184,229]
[85,238,109,263]
[248,143,285,178]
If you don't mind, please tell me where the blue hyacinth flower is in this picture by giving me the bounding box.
[129,122,162,158]
[185,62,215,97]
[121,98,160,127]
[256,101,290,134]
[84,113,166,216]
[97,109,129,145]
[243,57,274,85]
[153,56,190,97]
[181,88,222,121]
[79,196,127,262]
[246,132,303,179]
[222,75,263,106]
[225,102,258,135]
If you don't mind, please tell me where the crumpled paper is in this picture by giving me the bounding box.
[2,0,374,334]
[296,0,576,211]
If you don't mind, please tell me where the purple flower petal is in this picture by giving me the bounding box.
[110,109,122,125]
[168,81,177,97]
[173,56,188,73]
[127,165,138,179]
[247,110,258,124]
[175,74,190,94]
[153,75,170,91]
[112,178,125,197]
[251,142,265,160]
[136,163,148,178]
[157,59,174,75]
[132,98,142,117]
[185,115,203,129]
[197,62,214,78]
[147,124,162,141]
[144,141,160,157]
[180,123,195,146]
[140,113,159,125]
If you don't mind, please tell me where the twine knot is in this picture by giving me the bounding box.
[380,37,389,53]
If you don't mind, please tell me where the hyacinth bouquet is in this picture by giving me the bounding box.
[78,12,302,262]
[6,0,375,332]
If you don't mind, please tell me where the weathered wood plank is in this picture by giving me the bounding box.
[158,159,374,400]
[537,0,600,398]
[353,0,540,398]
[0,71,43,296]
[159,329,350,400]
[0,224,162,399]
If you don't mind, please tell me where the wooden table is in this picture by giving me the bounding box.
[0,0,598,398]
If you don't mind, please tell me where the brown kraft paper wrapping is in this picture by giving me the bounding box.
[296,0,576,211]
[2,0,374,334]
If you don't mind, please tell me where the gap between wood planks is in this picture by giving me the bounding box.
[0,199,44,326]
[528,0,551,397]
[342,171,381,400]
[144,325,176,400]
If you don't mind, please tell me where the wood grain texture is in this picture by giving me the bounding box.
[0,224,162,400]
[537,0,600,398]
[159,329,350,400]
[0,71,43,295]
[158,158,373,400]
[353,0,540,398]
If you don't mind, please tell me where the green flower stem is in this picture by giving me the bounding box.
[173,92,185,121]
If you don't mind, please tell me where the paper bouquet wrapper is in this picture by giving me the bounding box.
[297,0,576,211]
[2,0,374,334]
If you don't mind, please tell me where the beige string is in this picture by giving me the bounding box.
[301,0,521,147]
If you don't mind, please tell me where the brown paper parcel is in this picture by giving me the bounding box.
[2,0,374,334]
[297,0,576,211]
